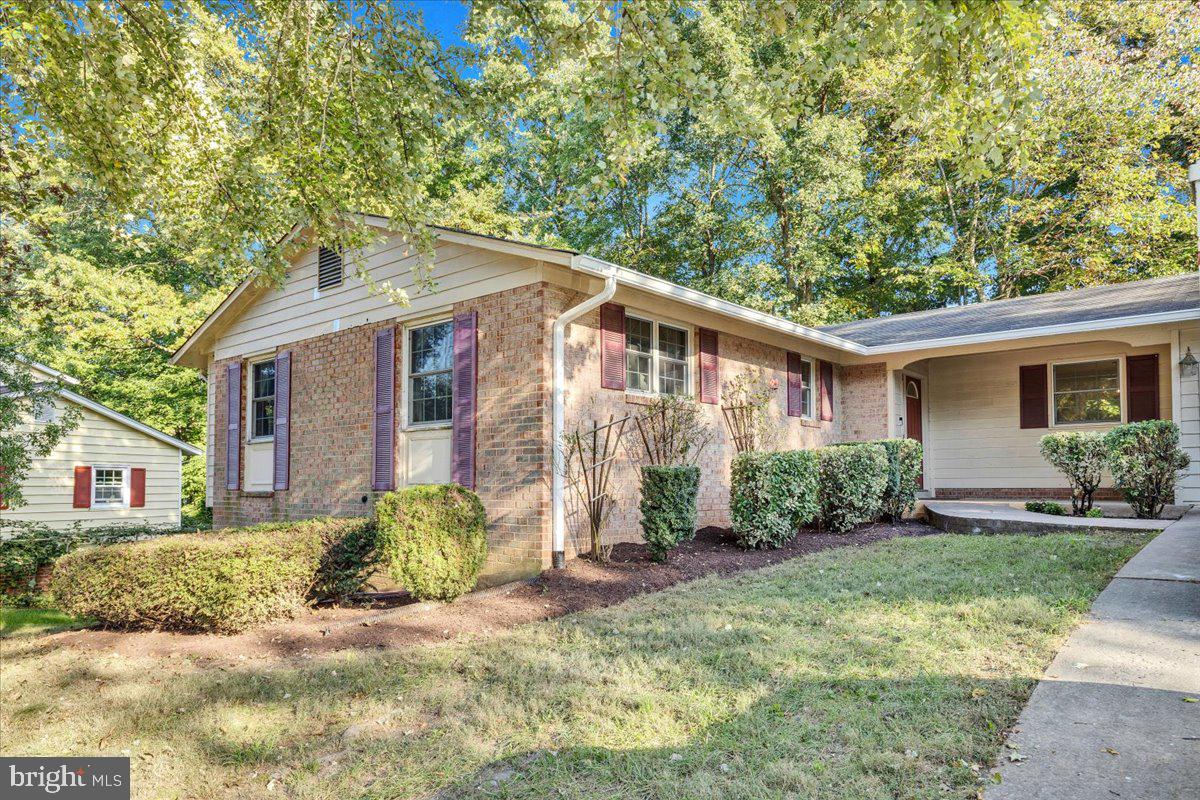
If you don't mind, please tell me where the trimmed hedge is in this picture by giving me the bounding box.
[1039,431,1106,515]
[639,465,700,562]
[877,438,923,522]
[1024,500,1066,516]
[730,450,819,549]
[50,521,330,633]
[1105,420,1190,519]
[375,484,487,601]
[818,443,888,534]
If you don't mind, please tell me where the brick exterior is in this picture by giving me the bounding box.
[934,487,1124,501]
[838,362,889,442]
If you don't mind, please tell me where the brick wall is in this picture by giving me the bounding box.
[838,363,889,442]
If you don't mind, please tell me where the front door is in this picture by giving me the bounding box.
[905,377,923,488]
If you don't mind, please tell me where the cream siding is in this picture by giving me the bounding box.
[1177,326,1200,503]
[2,398,185,528]
[926,340,1172,491]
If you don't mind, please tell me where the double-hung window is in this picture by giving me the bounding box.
[625,316,690,396]
[1052,359,1121,425]
[250,360,276,439]
[409,320,453,425]
[798,357,814,418]
[92,467,129,508]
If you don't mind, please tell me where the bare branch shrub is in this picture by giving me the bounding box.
[562,414,629,562]
[721,367,780,454]
[633,394,714,466]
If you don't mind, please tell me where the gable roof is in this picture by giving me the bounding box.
[820,272,1199,349]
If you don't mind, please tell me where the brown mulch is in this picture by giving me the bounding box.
[40,521,937,663]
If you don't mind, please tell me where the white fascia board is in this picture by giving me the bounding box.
[59,388,202,456]
[860,307,1200,355]
[570,256,869,354]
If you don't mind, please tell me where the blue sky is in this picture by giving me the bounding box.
[408,1,469,47]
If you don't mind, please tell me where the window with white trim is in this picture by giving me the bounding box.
[409,320,453,425]
[250,360,276,439]
[92,467,129,508]
[799,358,814,418]
[625,316,690,396]
[1052,359,1121,425]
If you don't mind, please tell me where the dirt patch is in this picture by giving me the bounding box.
[45,521,936,662]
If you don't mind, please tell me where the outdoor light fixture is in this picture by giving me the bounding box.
[1180,348,1199,377]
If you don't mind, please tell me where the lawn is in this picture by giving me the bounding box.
[0,606,87,638]
[0,532,1147,800]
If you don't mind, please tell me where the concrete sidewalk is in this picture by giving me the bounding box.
[986,509,1200,800]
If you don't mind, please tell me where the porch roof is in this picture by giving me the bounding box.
[820,272,1199,347]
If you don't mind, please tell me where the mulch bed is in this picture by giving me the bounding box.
[41,521,937,663]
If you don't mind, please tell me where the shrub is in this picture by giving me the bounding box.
[639,465,700,561]
[375,484,487,601]
[1024,500,1066,516]
[1,527,74,595]
[1105,420,1190,519]
[876,438,923,522]
[817,443,888,534]
[730,450,818,549]
[50,523,325,632]
[1039,431,1107,515]
[1084,507,1104,519]
[305,517,380,602]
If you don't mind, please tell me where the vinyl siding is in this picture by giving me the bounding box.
[1178,326,1200,503]
[927,341,1172,490]
[212,237,541,362]
[1,398,184,528]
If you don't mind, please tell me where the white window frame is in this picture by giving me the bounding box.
[624,313,693,398]
[1049,356,1125,428]
[799,356,815,420]
[403,317,454,431]
[91,465,131,509]
[247,357,276,443]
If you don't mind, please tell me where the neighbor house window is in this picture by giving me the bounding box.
[1053,359,1121,425]
[317,246,343,291]
[409,320,453,425]
[799,358,814,418]
[250,360,276,439]
[625,316,690,396]
[92,467,128,508]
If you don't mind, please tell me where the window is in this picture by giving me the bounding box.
[250,360,276,439]
[1053,359,1121,425]
[625,316,690,396]
[32,399,57,424]
[799,358,814,418]
[92,467,128,508]
[409,320,453,425]
[317,246,343,291]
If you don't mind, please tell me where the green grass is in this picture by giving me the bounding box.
[0,532,1149,800]
[0,606,87,638]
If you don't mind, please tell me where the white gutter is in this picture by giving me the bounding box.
[551,262,618,568]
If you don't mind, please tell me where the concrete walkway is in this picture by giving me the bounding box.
[986,509,1200,800]
[925,500,1173,535]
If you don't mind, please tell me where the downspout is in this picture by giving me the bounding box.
[551,265,618,568]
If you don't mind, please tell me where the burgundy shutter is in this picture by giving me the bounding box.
[452,311,478,489]
[225,362,241,490]
[786,353,803,417]
[698,328,719,404]
[372,327,396,491]
[819,361,835,421]
[130,468,146,508]
[600,303,626,391]
[1019,364,1049,429]
[1126,354,1159,422]
[73,466,92,508]
[273,351,292,491]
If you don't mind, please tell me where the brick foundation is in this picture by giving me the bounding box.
[933,487,1125,501]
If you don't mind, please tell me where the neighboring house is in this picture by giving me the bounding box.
[170,219,1200,584]
[1,363,202,528]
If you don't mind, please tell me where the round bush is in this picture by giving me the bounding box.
[818,443,888,534]
[730,450,819,549]
[374,484,488,601]
[639,465,700,561]
[1104,420,1190,519]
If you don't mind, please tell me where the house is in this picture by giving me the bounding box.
[1,363,202,528]
[170,219,1199,585]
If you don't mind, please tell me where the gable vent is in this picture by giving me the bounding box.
[317,246,343,291]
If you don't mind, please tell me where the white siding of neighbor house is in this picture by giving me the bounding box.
[211,237,541,362]
[927,341,1172,491]
[1177,326,1200,504]
[1,397,184,528]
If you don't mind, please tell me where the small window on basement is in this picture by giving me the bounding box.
[317,246,344,291]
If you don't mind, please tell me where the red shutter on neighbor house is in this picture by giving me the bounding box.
[1127,354,1160,422]
[372,327,396,492]
[273,350,292,491]
[73,466,92,508]
[786,353,803,417]
[1019,364,1049,429]
[819,361,834,421]
[452,311,478,490]
[600,303,626,391]
[698,328,719,404]
[225,362,242,490]
[130,468,146,508]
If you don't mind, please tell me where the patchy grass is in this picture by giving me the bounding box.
[0,533,1148,799]
[0,607,88,638]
